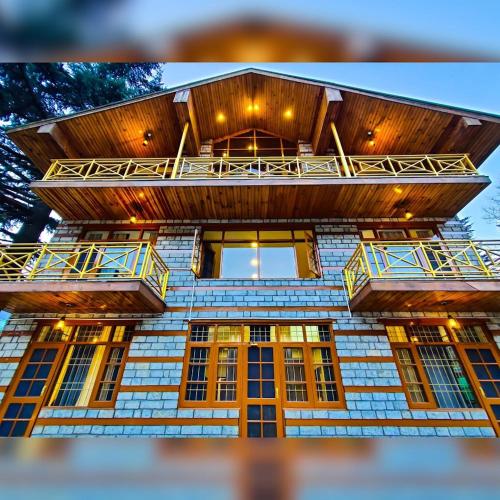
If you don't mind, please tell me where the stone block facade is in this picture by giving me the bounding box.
[1,216,499,437]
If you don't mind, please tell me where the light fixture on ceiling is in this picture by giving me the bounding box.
[367,130,375,146]
[440,301,459,330]
[129,215,137,224]
[56,303,74,329]
[283,109,293,119]
[216,113,226,123]
[142,131,153,146]
[138,192,145,199]
[394,187,403,194]
[404,209,414,220]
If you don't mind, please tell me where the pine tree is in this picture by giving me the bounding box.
[0,63,163,243]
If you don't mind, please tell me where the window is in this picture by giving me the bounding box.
[359,227,438,241]
[199,229,320,278]
[180,323,343,408]
[81,227,159,243]
[213,129,297,158]
[388,323,488,409]
[38,323,133,407]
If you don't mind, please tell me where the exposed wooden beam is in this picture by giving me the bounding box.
[311,87,343,154]
[171,122,190,179]
[37,123,78,158]
[330,121,351,177]
[432,116,482,154]
[173,89,201,156]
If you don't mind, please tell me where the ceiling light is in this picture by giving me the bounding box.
[138,192,145,199]
[56,316,66,329]
[447,314,459,330]
[394,187,403,194]
[129,215,137,223]
[142,131,153,146]
[216,113,226,122]
[284,109,293,119]
[404,209,413,220]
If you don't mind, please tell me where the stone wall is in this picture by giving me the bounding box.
[2,216,498,437]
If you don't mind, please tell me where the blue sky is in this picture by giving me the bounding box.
[161,63,500,239]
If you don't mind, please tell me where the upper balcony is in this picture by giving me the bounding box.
[0,242,169,313]
[31,153,489,220]
[344,240,500,312]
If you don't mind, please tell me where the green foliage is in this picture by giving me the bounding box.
[0,63,163,242]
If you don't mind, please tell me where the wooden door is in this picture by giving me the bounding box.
[0,344,64,437]
[241,345,284,438]
[461,346,500,436]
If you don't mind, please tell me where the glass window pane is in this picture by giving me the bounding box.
[224,231,258,241]
[305,325,330,342]
[201,242,222,278]
[259,245,296,278]
[279,325,304,342]
[259,231,292,240]
[202,231,222,241]
[190,325,215,342]
[417,345,478,408]
[221,245,258,278]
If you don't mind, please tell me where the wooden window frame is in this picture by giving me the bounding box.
[79,224,160,243]
[30,321,133,409]
[357,222,443,241]
[179,323,344,409]
[199,227,321,279]
[385,319,499,411]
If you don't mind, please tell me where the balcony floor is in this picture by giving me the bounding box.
[32,175,490,220]
[0,281,166,313]
[349,279,500,312]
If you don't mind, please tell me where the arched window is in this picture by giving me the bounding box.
[213,129,297,158]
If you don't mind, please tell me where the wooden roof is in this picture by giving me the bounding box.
[7,68,500,172]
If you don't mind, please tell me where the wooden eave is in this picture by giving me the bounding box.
[0,281,166,314]
[31,174,490,221]
[349,279,500,312]
[6,69,500,172]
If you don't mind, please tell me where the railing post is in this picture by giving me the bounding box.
[362,243,374,278]
[45,160,58,180]
[171,122,189,179]
[470,241,493,277]
[27,245,47,280]
[330,121,351,177]
[123,159,133,179]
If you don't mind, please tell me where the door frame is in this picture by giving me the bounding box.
[241,343,285,438]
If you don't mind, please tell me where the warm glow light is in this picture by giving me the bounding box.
[216,113,226,122]
[253,103,260,111]
[129,215,137,223]
[56,317,66,329]
[394,187,403,194]
[284,109,293,119]
[250,258,259,266]
[368,140,375,147]
[448,315,459,329]
[138,192,145,199]
[247,104,253,112]
[142,139,149,146]
[404,210,413,220]
[247,144,253,150]
[222,151,228,157]
[410,336,418,343]
[251,273,258,279]
[246,103,260,112]
[250,242,258,248]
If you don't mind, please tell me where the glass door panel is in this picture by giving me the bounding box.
[243,345,283,438]
[463,347,500,436]
[0,346,63,437]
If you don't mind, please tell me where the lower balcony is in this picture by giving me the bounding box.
[30,154,489,220]
[0,242,169,313]
[344,240,500,312]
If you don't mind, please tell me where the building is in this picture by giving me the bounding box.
[0,68,499,438]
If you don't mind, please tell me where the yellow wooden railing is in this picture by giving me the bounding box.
[344,240,500,299]
[0,242,169,300]
[42,154,478,181]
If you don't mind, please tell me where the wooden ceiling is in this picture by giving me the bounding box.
[8,69,500,172]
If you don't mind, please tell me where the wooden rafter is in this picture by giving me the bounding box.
[311,87,343,154]
[37,123,78,158]
[432,116,482,154]
[173,89,201,156]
